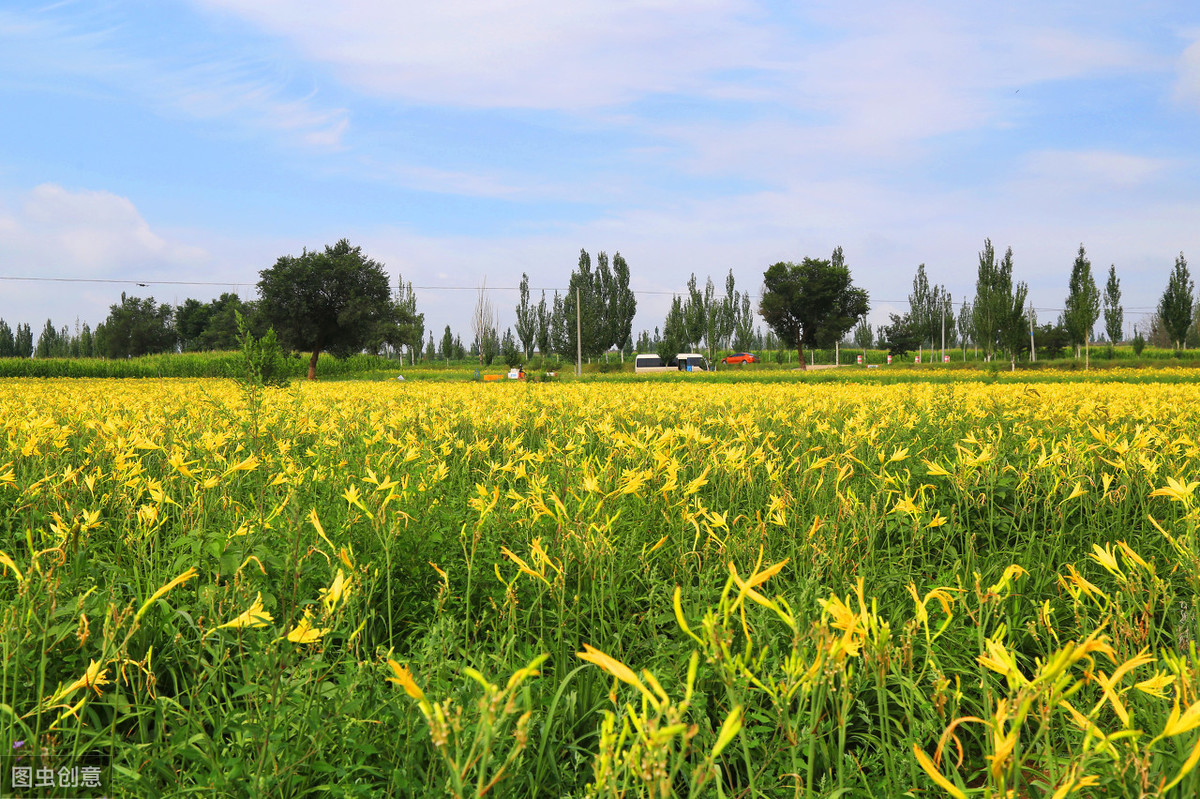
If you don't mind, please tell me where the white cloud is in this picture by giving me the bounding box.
[1021,150,1173,189]
[0,184,213,327]
[1176,33,1200,109]
[0,8,350,150]
[12,184,207,274]
[192,0,773,109]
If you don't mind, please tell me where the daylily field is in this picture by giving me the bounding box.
[4,375,1200,797]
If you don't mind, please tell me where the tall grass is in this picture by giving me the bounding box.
[0,351,396,379]
[2,377,1200,796]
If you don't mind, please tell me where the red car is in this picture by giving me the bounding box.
[721,352,759,365]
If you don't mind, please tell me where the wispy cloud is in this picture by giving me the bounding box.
[1022,150,1174,189]
[5,184,208,276]
[1176,32,1200,110]
[192,0,774,110]
[0,183,219,327]
[0,5,350,149]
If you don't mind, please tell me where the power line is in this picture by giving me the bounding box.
[0,275,244,287]
[0,274,1167,313]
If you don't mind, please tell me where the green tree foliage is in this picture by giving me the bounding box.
[558,250,604,361]
[471,279,499,368]
[388,274,425,364]
[34,319,73,358]
[553,249,635,362]
[101,294,178,359]
[257,239,407,379]
[480,325,500,366]
[635,329,654,354]
[0,320,14,358]
[1063,244,1100,358]
[176,293,254,352]
[235,310,289,388]
[78,322,94,358]
[658,296,688,362]
[440,325,454,364]
[700,276,719,357]
[853,316,873,351]
[906,264,954,353]
[907,264,932,351]
[879,313,921,358]
[1158,252,1194,351]
[34,319,55,358]
[549,291,569,358]
[957,300,973,356]
[514,273,537,359]
[683,273,705,352]
[971,240,1023,361]
[1035,323,1071,360]
[999,279,1031,370]
[718,274,735,352]
[758,248,869,369]
[15,324,32,358]
[609,253,637,359]
[501,327,522,368]
[732,290,757,352]
[1103,265,1123,354]
[535,291,551,357]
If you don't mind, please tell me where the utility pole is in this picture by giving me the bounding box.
[575,286,582,378]
[1029,303,1036,363]
[940,304,945,364]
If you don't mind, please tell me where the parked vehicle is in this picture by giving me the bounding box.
[634,353,711,374]
[721,352,759,365]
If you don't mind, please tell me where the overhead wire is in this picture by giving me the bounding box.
[0,273,1167,315]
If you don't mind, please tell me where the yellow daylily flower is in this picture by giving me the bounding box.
[213,592,274,632]
[386,659,425,700]
[319,570,352,614]
[286,610,329,644]
[1149,476,1200,505]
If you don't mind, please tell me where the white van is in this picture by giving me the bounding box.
[634,353,710,374]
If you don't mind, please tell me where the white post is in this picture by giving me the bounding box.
[575,286,582,377]
[1029,308,1036,363]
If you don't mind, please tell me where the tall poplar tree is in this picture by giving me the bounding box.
[658,296,688,361]
[971,239,1001,360]
[0,320,14,358]
[1158,252,1194,352]
[1103,265,1123,354]
[1063,244,1100,362]
[683,274,705,352]
[514,273,537,359]
[609,253,637,360]
[535,291,551,357]
[732,291,756,352]
[14,323,32,357]
[908,264,932,356]
[440,325,454,364]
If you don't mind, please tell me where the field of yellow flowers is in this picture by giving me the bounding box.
[3,375,1200,797]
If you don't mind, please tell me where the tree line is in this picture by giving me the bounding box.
[0,240,426,377]
[3,238,1196,370]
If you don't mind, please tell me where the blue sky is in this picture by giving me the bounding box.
[2,0,1199,343]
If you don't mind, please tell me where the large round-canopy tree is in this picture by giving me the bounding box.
[758,247,869,370]
[258,239,406,379]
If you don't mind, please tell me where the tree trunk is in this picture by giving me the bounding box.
[308,349,320,380]
[796,346,807,370]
